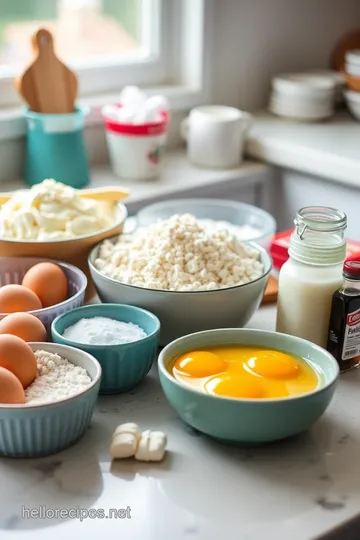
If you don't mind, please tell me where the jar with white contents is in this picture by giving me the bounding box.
[276,206,347,348]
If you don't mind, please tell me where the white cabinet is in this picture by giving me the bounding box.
[270,168,360,239]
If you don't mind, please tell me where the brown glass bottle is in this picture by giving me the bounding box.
[327,260,360,372]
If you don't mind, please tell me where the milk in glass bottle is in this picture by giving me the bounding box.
[276,207,347,348]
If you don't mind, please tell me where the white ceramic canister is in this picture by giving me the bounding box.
[276,206,347,349]
[102,107,169,180]
[181,105,252,169]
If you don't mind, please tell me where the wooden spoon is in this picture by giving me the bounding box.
[16,28,77,114]
[0,187,130,206]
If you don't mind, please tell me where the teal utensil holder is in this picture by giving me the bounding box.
[24,105,89,188]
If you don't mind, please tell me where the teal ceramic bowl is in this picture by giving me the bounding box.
[158,329,339,444]
[52,304,160,394]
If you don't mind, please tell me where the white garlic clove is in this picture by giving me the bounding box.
[110,433,138,459]
[148,431,167,462]
[134,430,151,462]
[112,422,140,440]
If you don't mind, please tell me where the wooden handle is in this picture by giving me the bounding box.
[32,28,54,55]
[80,187,130,202]
[0,186,129,206]
[16,27,78,113]
[0,194,13,205]
[261,275,278,305]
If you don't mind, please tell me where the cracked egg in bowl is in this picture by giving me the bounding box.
[158,328,339,444]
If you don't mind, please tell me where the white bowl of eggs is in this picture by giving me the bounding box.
[0,257,87,335]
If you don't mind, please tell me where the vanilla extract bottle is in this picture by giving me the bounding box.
[327,260,360,372]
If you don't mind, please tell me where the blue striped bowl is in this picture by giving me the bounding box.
[51,304,160,394]
[0,342,101,458]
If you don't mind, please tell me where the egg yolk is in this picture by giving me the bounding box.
[174,351,226,377]
[245,350,300,379]
[205,373,263,398]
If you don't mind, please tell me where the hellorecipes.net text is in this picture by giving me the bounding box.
[22,506,132,522]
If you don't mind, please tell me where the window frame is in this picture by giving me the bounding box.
[0,0,212,140]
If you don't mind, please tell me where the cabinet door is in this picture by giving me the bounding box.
[274,170,360,239]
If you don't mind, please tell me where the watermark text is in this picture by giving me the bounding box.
[22,505,131,522]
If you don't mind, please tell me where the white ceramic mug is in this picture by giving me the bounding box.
[181,105,252,169]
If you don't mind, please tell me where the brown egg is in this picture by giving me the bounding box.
[0,284,42,313]
[22,263,68,308]
[0,366,25,404]
[0,313,47,342]
[0,334,37,388]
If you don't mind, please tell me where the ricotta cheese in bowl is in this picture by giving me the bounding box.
[90,214,271,345]
[0,179,116,241]
[94,213,264,291]
[0,181,126,299]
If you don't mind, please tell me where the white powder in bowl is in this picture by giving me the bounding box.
[25,350,92,405]
[63,316,147,345]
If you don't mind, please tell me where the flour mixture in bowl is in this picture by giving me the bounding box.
[25,349,92,405]
[94,213,264,291]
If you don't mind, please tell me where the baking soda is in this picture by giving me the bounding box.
[63,316,147,345]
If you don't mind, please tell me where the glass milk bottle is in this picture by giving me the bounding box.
[276,206,347,348]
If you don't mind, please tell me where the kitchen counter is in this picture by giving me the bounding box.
[246,111,360,187]
[1,305,360,540]
[0,150,270,216]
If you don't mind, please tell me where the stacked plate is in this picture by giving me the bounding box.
[308,69,345,105]
[344,50,360,120]
[345,50,360,80]
[269,74,336,121]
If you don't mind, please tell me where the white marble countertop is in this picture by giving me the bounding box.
[246,111,360,187]
[1,306,360,540]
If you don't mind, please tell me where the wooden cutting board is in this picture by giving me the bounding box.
[261,275,278,305]
[331,29,360,71]
[16,28,77,114]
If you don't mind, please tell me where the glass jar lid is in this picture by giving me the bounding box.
[289,206,347,265]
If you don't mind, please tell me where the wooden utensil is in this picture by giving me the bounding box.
[16,28,77,114]
[0,186,130,206]
[74,187,130,202]
[331,29,360,71]
[261,275,278,305]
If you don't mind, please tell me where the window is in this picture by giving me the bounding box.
[0,0,147,70]
[0,0,209,131]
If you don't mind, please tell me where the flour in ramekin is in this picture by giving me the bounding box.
[25,350,92,405]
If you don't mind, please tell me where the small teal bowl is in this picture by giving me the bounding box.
[158,328,339,444]
[52,304,160,394]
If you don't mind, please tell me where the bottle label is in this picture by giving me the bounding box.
[341,307,360,360]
